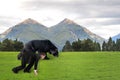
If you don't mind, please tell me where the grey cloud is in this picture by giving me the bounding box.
[23,0,120,6]
[22,0,120,18]
[80,18,120,26]
[23,0,120,9]
[15,0,120,27]
[99,18,120,25]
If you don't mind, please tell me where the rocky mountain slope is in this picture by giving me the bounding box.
[0,18,105,50]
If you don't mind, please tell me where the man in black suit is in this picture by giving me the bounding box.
[12,40,59,75]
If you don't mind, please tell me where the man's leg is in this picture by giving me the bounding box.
[12,57,26,73]
[24,56,35,72]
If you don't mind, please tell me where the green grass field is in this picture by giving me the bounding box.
[0,52,120,80]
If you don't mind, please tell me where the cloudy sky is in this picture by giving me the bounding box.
[0,0,120,39]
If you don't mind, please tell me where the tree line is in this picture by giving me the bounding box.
[0,39,23,51]
[62,37,120,51]
[0,37,120,51]
[62,39,101,51]
[102,37,120,51]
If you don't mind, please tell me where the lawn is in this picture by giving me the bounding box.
[0,52,120,80]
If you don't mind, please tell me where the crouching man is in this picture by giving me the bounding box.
[12,40,59,75]
[17,50,46,75]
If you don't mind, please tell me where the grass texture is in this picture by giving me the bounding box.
[0,52,120,80]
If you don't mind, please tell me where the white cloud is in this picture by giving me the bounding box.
[75,18,120,39]
[0,0,120,39]
[0,26,9,33]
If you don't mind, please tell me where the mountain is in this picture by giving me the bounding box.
[0,18,49,42]
[50,18,104,49]
[112,33,120,41]
[0,18,105,50]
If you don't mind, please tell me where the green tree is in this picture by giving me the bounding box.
[62,38,101,51]
[13,39,23,51]
[0,41,1,50]
[102,41,107,51]
[81,39,94,51]
[72,39,81,51]
[113,41,117,51]
[107,37,114,51]
[0,39,14,51]
[0,38,23,51]
[94,42,101,51]
[116,39,120,51]
[62,41,72,51]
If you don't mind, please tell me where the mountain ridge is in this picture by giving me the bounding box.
[60,18,78,25]
[0,18,105,50]
[17,18,44,25]
[112,33,120,41]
